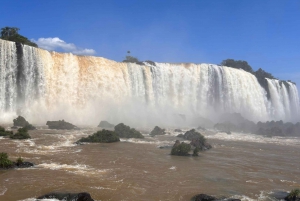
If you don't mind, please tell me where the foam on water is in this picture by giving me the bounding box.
[18,199,60,201]
[205,131,300,146]
[0,186,7,196]
[36,162,110,176]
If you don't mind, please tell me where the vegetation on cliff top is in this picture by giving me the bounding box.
[1,27,38,47]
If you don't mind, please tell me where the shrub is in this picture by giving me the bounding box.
[286,189,300,200]
[0,152,13,168]
[171,141,191,156]
[114,123,144,138]
[10,127,31,139]
[16,157,24,165]
[0,126,13,136]
[78,129,120,143]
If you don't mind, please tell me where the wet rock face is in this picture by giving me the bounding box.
[150,126,166,136]
[191,194,241,201]
[13,116,36,130]
[37,192,94,201]
[98,120,115,129]
[46,120,79,130]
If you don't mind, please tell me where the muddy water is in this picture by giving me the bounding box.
[0,127,299,201]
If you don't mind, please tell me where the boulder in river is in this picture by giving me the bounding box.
[46,120,79,130]
[37,192,94,201]
[77,129,120,143]
[191,194,241,201]
[98,120,115,129]
[114,123,144,138]
[13,116,36,130]
[150,126,166,136]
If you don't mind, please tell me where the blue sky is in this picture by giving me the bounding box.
[1,0,300,86]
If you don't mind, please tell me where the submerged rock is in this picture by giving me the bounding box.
[46,120,79,130]
[77,129,120,143]
[37,192,94,201]
[114,123,144,138]
[98,120,115,129]
[191,194,241,201]
[13,116,36,130]
[150,126,166,136]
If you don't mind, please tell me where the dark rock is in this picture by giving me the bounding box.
[98,121,115,129]
[15,161,34,168]
[190,138,212,151]
[0,152,34,169]
[46,120,78,130]
[77,129,120,143]
[174,129,182,132]
[13,116,36,130]
[183,129,204,140]
[176,134,184,138]
[37,192,94,201]
[150,126,165,136]
[192,194,216,201]
[191,194,241,201]
[114,123,144,138]
[171,140,191,156]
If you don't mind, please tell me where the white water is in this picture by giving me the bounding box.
[0,39,299,126]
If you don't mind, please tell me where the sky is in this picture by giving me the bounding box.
[1,0,300,87]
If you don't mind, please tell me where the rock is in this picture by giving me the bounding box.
[77,129,120,143]
[114,123,144,138]
[98,120,115,129]
[15,161,34,168]
[176,134,184,138]
[37,192,94,201]
[182,129,204,140]
[285,189,300,201]
[191,194,241,201]
[0,153,34,169]
[170,140,191,156]
[150,126,166,136]
[190,138,212,151]
[10,127,31,139]
[197,126,206,131]
[174,129,182,132]
[13,116,36,130]
[46,120,78,130]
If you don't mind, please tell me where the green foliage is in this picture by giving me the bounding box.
[0,126,13,136]
[150,126,165,136]
[287,189,300,200]
[0,152,13,168]
[221,59,254,73]
[16,157,24,165]
[171,141,191,156]
[114,123,144,138]
[1,27,38,47]
[193,147,200,156]
[10,127,31,139]
[13,116,36,130]
[78,129,120,143]
[123,55,140,63]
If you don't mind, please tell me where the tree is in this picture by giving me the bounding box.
[0,26,38,47]
[221,59,254,73]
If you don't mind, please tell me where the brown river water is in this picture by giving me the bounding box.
[0,126,299,201]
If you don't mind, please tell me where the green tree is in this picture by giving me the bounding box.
[1,26,38,47]
[221,59,254,73]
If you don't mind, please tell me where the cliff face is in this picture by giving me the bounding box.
[0,39,299,125]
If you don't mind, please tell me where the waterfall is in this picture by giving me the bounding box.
[0,39,299,125]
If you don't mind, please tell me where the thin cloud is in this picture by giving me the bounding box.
[32,37,96,56]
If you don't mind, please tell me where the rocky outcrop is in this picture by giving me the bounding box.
[77,130,120,143]
[0,153,34,170]
[98,120,115,129]
[191,194,241,201]
[46,120,79,130]
[177,129,212,151]
[114,123,144,138]
[13,116,36,130]
[37,192,94,201]
[150,126,166,136]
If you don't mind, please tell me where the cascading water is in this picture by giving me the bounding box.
[0,39,299,126]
